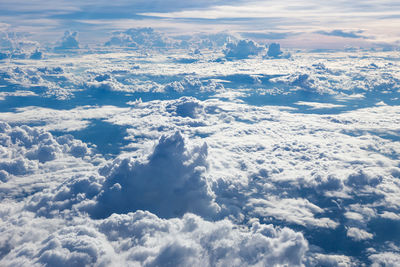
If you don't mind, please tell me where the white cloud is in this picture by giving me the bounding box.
[223,39,264,59]
[0,41,400,266]
[295,101,345,110]
[369,251,400,267]
[55,31,79,50]
[346,227,374,241]
[96,212,309,266]
[105,28,169,48]
[92,131,219,219]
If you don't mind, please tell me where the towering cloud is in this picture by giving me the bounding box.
[55,31,79,50]
[224,39,263,59]
[267,43,283,58]
[92,131,219,219]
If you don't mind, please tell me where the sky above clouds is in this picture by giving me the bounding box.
[1,0,400,48]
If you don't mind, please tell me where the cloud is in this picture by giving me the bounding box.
[0,30,39,52]
[316,29,369,39]
[105,28,168,48]
[346,227,374,241]
[1,0,399,50]
[246,197,338,228]
[240,31,292,40]
[92,131,219,219]
[166,97,204,118]
[0,123,314,266]
[369,251,400,267]
[223,39,264,59]
[32,225,115,266]
[0,122,92,181]
[29,50,43,59]
[266,42,285,58]
[98,212,308,266]
[0,210,310,266]
[0,37,400,266]
[55,31,79,50]
[164,77,224,93]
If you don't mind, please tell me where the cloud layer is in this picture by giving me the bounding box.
[0,26,400,266]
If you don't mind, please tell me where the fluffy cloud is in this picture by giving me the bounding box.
[0,123,314,266]
[164,77,224,93]
[0,210,310,266]
[0,31,39,52]
[369,251,400,267]
[166,97,204,118]
[346,227,373,241]
[105,28,168,48]
[0,122,92,182]
[223,39,264,59]
[97,212,308,266]
[265,43,290,58]
[266,43,283,58]
[55,31,79,50]
[1,38,400,266]
[92,131,219,219]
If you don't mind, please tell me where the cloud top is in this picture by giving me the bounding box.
[93,131,219,219]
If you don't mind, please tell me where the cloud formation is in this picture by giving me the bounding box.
[55,31,79,50]
[316,29,369,39]
[93,131,219,219]
[105,28,168,48]
[223,39,264,59]
[0,29,400,266]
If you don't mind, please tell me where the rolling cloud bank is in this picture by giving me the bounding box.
[0,10,399,266]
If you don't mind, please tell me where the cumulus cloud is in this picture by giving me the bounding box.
[29,50,43,60]
[55,31,79,50]
[265,42,290,59]
[369,251,400,267]
[0,210,310,266]
[164,77,224,94]
[92,131,219,219]
[0,31,39,52]
[1,34,400,266]
[176,32,238,50]
[223,39,264,59]
[105,28,168,48]
[97,212,309,266]
[266,43,283,58]
[0,122,92,181]
[346,227,374,241]
[0,123,315,266]
[166,97,204,118]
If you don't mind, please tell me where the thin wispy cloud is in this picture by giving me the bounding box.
[0,0,399,47]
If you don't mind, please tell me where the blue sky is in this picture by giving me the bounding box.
[1,0,400,48]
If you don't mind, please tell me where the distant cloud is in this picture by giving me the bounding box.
[0,0,399,49]
[223,39,264,59]
[240,32,292,40]
[316,29,369,39]
[29,50,43,59]
[164,77,224,93]
[166,97,204,118]
[266,42,283,58]
[105,27,168,48]
[55,31,79,50]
